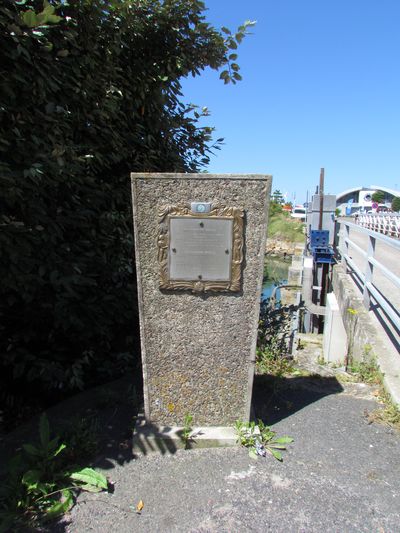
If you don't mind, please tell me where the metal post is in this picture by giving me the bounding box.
[363,234,376,309]
[340,222,350,272]
[318,167,324,230]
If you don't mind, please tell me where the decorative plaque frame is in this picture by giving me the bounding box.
[157,204,244,293]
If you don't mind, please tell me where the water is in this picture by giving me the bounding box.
[261,257,290,302]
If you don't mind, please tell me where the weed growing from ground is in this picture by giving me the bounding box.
[347,356,381,385]
[235,419,293,461]
[182,414,193,450]
[367,389,400,430]
[347,353,400,430]
[256,346,294,377]
[0,414,108,531]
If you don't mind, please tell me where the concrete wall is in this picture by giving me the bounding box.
[323,293,347,364]
[332,263,400,407]
[332,264,382,362]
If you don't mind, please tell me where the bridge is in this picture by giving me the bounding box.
[330,217,400,406]
[356,212,400,239]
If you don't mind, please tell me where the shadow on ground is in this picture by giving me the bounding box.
[252,374,344,425]
[0,375,142,532]
[0,372,345,532]
[0,375,141,476]
[1,373,345,473]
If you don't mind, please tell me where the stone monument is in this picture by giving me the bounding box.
[131,173,271,444]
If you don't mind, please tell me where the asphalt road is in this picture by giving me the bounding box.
[59,379,400,533]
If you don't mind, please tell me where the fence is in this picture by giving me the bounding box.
[356,213,400,238]
[338,220,400,335]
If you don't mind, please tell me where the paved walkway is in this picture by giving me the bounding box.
[58,375,400,533]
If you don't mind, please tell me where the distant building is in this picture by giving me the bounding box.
[336,185,400,215]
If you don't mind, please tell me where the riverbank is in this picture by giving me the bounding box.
[265,237,304,257]
[266,209,305,256]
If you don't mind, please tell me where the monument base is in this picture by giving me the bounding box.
[132,416,238,455]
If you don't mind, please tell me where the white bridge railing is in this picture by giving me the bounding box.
[356,213,400,238]
[338,220,400,335]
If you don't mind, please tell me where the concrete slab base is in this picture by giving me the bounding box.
[132,416,238,456]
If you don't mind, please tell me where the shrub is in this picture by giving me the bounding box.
[0,0,252,418]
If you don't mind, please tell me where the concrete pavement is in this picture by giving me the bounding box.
[59,376,400,533]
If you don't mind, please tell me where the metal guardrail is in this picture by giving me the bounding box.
[356,213,400,238]
[338,220,400,333]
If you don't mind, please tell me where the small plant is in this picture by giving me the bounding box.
[348,355,381,385]
[0,414,108,531]
[347,350,400,431]
[256,342,294,377]
[235,420,293,461]
[181,413,193,450]
[367,389,400,430]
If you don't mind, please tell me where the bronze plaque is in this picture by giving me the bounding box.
[158,205,244,293]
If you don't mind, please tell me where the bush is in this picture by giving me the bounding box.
[0,0,251,420]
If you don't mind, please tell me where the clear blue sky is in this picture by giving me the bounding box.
[180,0,400,204]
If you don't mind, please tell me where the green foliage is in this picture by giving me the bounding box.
[0,0,251,416]
[348,354,381,385]
[182,413,194,449]
[219,20,256,84]
[268,211,305,242]
[235,419,293,461]
[257,291,295,377]
[271,189,285,204]
[20,0,62,28]
[69,468,108,493]
[369,389,400,430]
[256,336,294,377]
[391,196,400,212]
[372,190,385,203]
[371,190,385,203]
[347,351,400,430]
[269,201,283,216]
[0,414,107,530]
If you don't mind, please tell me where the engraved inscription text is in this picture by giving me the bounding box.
[169,218,233,281]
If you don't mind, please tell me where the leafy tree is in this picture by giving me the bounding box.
[391,197,400,212]
[269,202,283,216]
[372,190,385,203]
[0,0,254,419]
[271,190,285,204]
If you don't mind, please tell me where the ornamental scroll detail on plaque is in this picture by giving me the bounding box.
[157,204,244,293]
